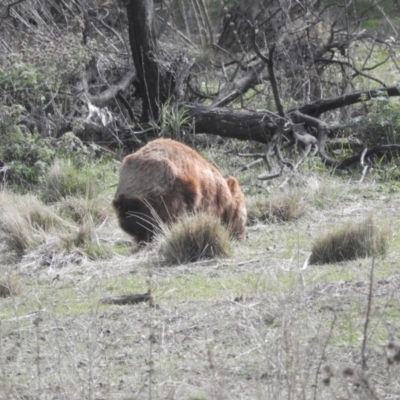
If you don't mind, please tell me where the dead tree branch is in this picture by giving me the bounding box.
[294,86,400,118]
[211,61,266,108]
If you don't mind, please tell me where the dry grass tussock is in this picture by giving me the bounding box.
[310,215,390,264]
[157,212,233,265]
[56,195,111,224]
[247,190,307,225]
[0,191,60,255]
[0,273,21,297]
[0,191,112,263]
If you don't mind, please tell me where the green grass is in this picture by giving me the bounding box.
[112,243,133,255]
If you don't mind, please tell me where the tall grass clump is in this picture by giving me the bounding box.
[158,212,233,265]
[0,192,59,255]
[0,273,21,297]
[56,196,110,225]
[0,191,111,261]
[310,216,390,264]
[41,158,98,203]
[247,191,307,225]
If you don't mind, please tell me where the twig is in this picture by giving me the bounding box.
[257,167,283,181]
[359,147,369,183]
[154,13,196,47]
[0,0,26,19]
[100,292,155,306]
[156,0,179,39]
[361,257,375,370]
[240,158,264,172]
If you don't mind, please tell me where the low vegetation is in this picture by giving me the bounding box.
[310,216,390,264]
[157,212,233,265]
[41,158,98,203]
[0,273,20,298]
[247,190,307,225]
[0,190,114,263]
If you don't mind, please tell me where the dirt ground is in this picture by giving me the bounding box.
[1,175,400,399]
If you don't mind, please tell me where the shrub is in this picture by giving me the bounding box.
[0,105,56,186]
[158,212,233,265]
[348,95,400,147]
[310,216,390,265]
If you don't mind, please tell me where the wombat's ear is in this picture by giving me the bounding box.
[226,176,239,193]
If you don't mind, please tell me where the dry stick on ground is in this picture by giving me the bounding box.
[359,148,369,183]
[289,122,318,168]
[211,45,259,70]
[361,257,375,371]
[257,129,283,179]
[183,82,400,151]
[239,158,264,172]
[293,86,400,118]
[100,292,155,306]
[81,70,137,106]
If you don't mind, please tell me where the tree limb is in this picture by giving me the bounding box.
[82,70,137,106]
[182,103,277,142]
[294,86,400,117]
[211,61,266,108]
[0,0,26,19]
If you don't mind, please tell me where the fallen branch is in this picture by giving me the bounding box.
[81,69,137,106]
[100,292,155,306]
[294,86,400,118]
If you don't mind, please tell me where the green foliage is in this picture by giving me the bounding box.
[0,54,58,92]
[160,98,191,140]
[41,158,99,203]
[0,113,115,190]
[0,105,56,185]
[347,95,400,147]
[39,134,116,203]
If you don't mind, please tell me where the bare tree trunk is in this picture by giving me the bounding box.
[126,0,172,122]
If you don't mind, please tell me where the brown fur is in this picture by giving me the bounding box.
[112,138,247,243]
